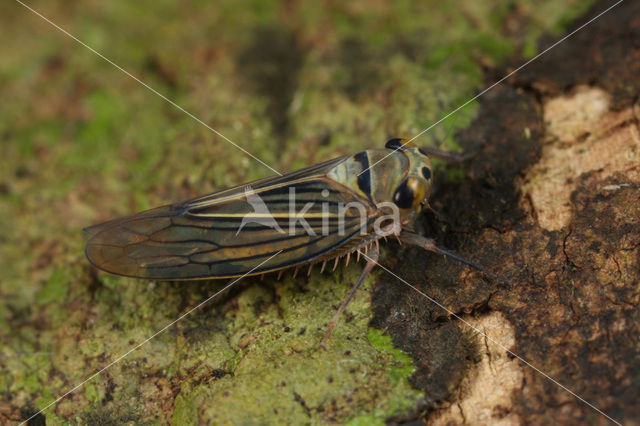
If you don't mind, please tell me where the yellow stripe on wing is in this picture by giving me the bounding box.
[187,212,341,218]
[186,176,324,209]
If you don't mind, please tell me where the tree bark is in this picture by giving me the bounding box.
[373,1,640,424]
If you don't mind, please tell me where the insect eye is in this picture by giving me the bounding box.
[393,177,426,209]
[385,138,415,150]
[385,138,405,150]
[421,166,431,180]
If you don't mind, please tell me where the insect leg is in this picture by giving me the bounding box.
[400,232,511,285]
[320,245,379,349]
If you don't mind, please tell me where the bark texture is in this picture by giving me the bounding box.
[373,1,640,424]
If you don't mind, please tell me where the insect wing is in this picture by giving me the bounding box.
[85,156,376,280]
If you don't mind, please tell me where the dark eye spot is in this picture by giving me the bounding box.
[418,148,428,156]
[421,166,431,180]
[393,178,414,209]
[385,138,405,150]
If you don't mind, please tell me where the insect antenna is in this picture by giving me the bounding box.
[419,142,483,163]
[437,107,460,148]
[417,111,485,162]
[400,232,512,286]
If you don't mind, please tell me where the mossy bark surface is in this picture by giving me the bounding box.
[3,0,637,424]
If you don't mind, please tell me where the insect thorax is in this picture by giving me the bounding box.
[327,149,409,205]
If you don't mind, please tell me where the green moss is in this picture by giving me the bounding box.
[21,374,42,394]
[84,383,101,404]
[37,268,69,306]
[367,328,416,384]
[172,394,198,426]
[344,329,424,424]
[161,266,426,424]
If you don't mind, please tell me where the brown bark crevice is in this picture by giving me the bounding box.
[373,1,640,424]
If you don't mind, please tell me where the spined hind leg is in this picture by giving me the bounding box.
[320,245,379,349]
[400,231,511,286]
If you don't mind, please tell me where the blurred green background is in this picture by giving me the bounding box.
[0,0,593,423]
